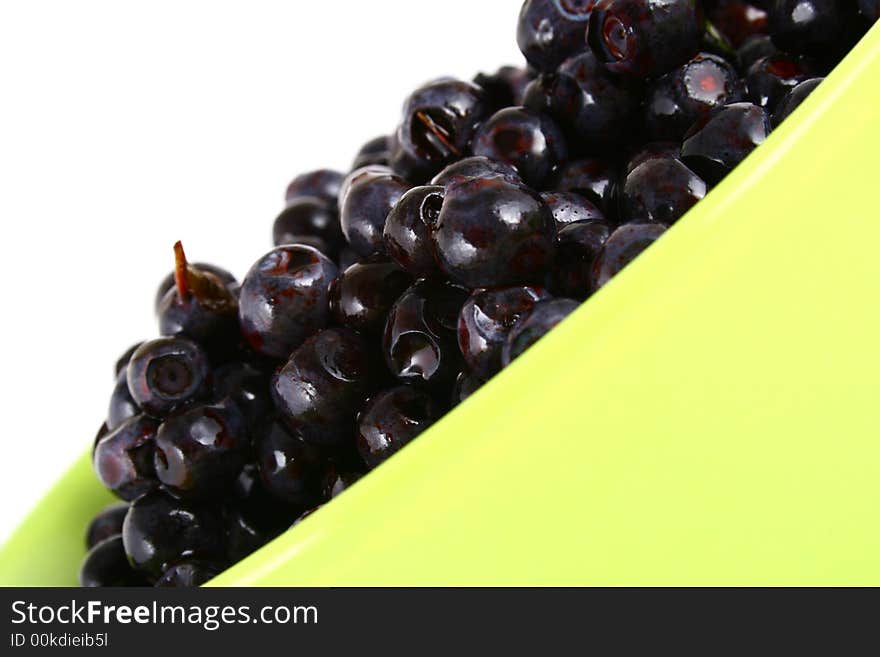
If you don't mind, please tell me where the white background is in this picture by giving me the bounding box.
[0,1,521,541]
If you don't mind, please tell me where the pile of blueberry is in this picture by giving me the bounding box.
[80,0,878,586]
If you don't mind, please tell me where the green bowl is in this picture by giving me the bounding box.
[3,24,880,587]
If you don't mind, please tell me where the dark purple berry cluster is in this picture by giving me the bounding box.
[80,0,875,587]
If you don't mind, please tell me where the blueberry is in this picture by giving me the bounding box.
[432,178,556,289]
[473,65,534,110]
[736,34,778,71]
[552,157,618,219]
[85,502,130,549]
[588,0,705,78]
[768,0,851,56]
[707,0,769,47]
[771,77,823,127]
[457,285,552,378]
[285,169,345,208]
[541,191,606,228]
[126,337,210,417]
[621,157,707,224]
[337,165,393,209]
[591,222,667,291]
[624,141,681,175]
[211,360,272,431]
[238,245,338,359]
[272,328,378,446]
[430,156,522,188]
[356,385,444,469]
[352,135,393,170]
[114,342,145,378]
[516,0,596,72]
[645,52,742,141]
[392,78,491,179]
[383,279,468,388]
[551,220,612,299]
[155,263,237,315]
[860,0,880,21]
[153,400,249,500]
[93,415,159,501]
[80,535,147,587]
[451,371,485,407]
[158,242,239,353]
[329,257,414,335]
[382,185,446,278]
[272,196,344,257]
[472,106,568,189]
[502,298,580,366]
[254,416,326,507]
[155,561,223,587]
[746,53,815,111]
[322,467,364,500]
[340,172,411,257]
[681,102,770,184]
[107,371,139,430]
[122,489,225,579]
[523,50,643,152]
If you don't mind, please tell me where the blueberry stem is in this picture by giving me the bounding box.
[173,241,191,300]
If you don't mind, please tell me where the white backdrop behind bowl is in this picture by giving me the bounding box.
[0,0,520,541]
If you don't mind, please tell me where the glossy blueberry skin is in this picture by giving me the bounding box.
[340,172,411,257]
[356,385,444,469]
[158,273,239,356]
[383,279,469,388]
[624,141,680,175]
[226,464,300,560]
[621,157,707,225]
[352,135,392,170]
[93,415,159,501]
[126,337,210,418]
[80,535,147,587]
[430,156,522,188]
[85,502,130,549]
[272,196,344,257]
[285,169,345,208]
[393,78,491,179]
[457,285,552,379]
[771,77,823,127]
[516,0,596,72]
[681,102,770,184]
[254,416,326,507]
[551,220,613,299]
[238,245,338,359]
[154,264,236,315]
[115,342,144,378]
[212,360,272,431]
[432,178,557,289]
[472,106,568,189]
[746,53,815,111]
[338,165,393,209]
[108,371,140,430]
[591,222,667,291]
[155,561,223,587]
[451,371,485,407]
[588,0,705,78]
[329,258,414,335]
[337,247,360,271]
[736,34,778,72]
[707,0,769,47]
[473,66,534,110]
[122,489,225,579]
[541,191,606,228]
[523,50,643,152]
[153,401,249,500]
[382,185,446,278]
[769,0,850,56]
[645,52,742,140]
[322,467,364,500]
[502,298,580,366]
[272,328,378,446]
[552,158,618,219]
[860,0,880,21]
